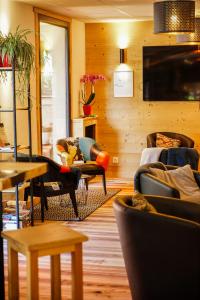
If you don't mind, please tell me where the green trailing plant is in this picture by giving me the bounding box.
[0,26,34,86]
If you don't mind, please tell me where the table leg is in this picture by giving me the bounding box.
[15,184,20,229]
[51,254,61,300]
[0,191,5,300]
[8,243,19,299]
[71,243,83,300]
[27,251,39,300]
[29,180,34,226]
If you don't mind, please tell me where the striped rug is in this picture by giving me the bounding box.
[33,188,120,221]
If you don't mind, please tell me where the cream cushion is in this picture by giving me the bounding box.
[150,164,200,200]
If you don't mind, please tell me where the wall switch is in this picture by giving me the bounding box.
[112,156,119,164]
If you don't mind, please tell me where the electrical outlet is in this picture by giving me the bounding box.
[112,156,119,164]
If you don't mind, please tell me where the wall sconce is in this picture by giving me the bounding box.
[120,48,126,64]
[154,0,195,34]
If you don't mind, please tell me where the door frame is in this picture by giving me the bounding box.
[34,8,71,154]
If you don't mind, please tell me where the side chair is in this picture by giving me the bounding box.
[17,154,81,221]
[56,137,109,195]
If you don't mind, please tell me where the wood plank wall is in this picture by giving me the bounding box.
[85,21,200,178]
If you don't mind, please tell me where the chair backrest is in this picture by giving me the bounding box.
[56,137,107,161]
[147,132,194,148]
[56,137,97,161]
[113,196,200,300]
[17,154,80,188]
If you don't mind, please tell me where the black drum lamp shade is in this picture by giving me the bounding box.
[177,17,200,42]
[154,0,195,34]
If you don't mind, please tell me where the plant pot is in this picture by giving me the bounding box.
[0,55,11,67]
[83,105,92,116]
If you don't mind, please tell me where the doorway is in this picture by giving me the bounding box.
[34,10,70,161]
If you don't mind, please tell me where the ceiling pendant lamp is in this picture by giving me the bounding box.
[176,17,200,42]
[154,0,195,34]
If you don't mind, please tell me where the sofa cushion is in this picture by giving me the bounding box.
[132,193,157,212]
[156,133,181,148]
[150,164,200,199]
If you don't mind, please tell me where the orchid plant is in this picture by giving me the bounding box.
[80,74,106,105]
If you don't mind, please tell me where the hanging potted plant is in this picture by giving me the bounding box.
[80,74,106,116]
[0,26,34,85]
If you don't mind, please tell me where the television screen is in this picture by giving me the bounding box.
[143,45,200,101]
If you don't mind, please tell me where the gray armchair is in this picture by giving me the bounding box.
[134,162,200,199]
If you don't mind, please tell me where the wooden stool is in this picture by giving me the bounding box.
[2,223,88,300]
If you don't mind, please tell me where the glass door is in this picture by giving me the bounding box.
[40,21,69,160]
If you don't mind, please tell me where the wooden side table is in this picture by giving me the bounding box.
[2,223,88,300]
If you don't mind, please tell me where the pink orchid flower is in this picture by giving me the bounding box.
[80,74,106,105]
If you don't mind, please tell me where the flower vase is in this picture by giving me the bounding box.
[83,104,92,116]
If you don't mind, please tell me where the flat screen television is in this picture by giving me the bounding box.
[143,45,200,101]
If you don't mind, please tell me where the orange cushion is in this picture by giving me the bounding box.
[96,151,110,170]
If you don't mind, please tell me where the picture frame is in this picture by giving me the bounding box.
[113,71,133,97]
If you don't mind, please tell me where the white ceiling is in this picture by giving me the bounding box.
[16,0,155,22]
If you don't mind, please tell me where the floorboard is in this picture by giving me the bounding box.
[3,178,134,299]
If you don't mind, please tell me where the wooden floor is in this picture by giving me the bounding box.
[3,178,134,299]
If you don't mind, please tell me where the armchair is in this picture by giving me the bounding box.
[56,137,109,195]
[147,132,194,148]
[17,155,81,221]
[134,162,200,199]
[113,194,200,300]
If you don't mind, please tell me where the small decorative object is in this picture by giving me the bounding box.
[80,74,106,116]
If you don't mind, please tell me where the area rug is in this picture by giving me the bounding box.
[33,188,120,221]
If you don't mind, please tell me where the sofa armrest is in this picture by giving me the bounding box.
[193,170,200,187]
[165,165,178,170]
[145,195,200,223]
[139,173,180,198]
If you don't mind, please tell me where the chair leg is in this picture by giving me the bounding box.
[85,178,89,191]
[40,181,48,222]
[70,191,79,218]
[41,180,48,211]
[102,172,107,195]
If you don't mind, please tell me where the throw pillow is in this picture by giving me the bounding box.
[156,133,181,148]
[132,193,157,212]
[150,164,200,199]
[57,138,84,166]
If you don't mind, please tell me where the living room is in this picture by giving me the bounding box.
[1,0,200,299]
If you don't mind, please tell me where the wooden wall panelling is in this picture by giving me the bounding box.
[86,21,200,178]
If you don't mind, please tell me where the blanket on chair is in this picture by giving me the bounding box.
[167,147,199,170]
[140,147,165,165]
